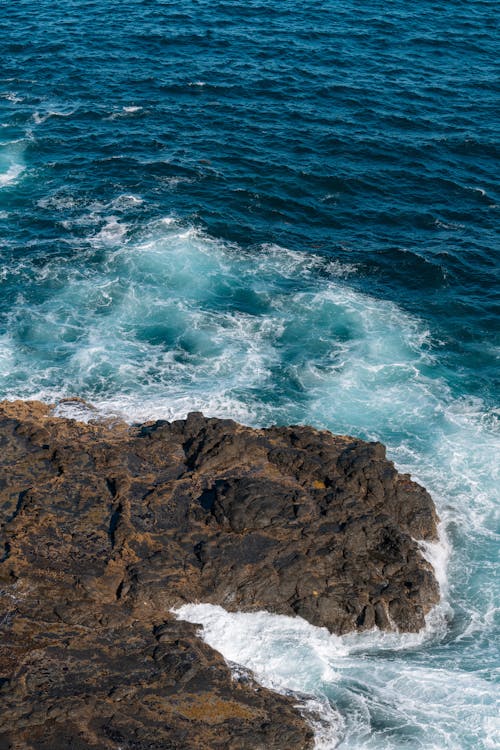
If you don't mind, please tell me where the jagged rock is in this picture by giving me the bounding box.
[0,400,440,749]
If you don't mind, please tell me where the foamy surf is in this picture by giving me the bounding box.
[1,215,498,749]
[1,1,498,746]
[172,532,452,749]
[32,107,77,125]
[0,162,24,188]
[174,599,496,750]
[173,604,347,748]
[0,140,26,188]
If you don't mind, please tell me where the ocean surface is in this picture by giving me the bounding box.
[1,1,498,747]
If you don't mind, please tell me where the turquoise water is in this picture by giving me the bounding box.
[1,1,498,747]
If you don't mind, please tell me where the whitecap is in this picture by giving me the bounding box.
[37,194,77,210]
[433,218,465,230]
[159,175,194,189]
[105,105,143,120]
[89,216,127,246]
[109,193,144,210]
[0,162,24,188]
[0,139,26,188]
[1,92,23,103]
[466,185,487,197]
[32,107,77,125]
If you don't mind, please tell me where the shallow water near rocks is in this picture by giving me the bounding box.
[1,1,498,747]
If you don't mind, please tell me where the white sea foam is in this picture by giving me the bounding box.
[0,162,24,188]
[2,215,498,747]
[37,193,143,237]
[162,176,194,189]
[433,218,465,230]
[0,140,26,188]
[466,186,487,197]
[109,193,144,209]
[419,532,451,600]
[52,399,99,421]
[174,602,498,749]
[32,108,76,125]
[1,92,23,103]
[0,334,14,374]
[173,604,347,748]
[106,105,143,120]
[37,194,77,210]
[90,216,128,245]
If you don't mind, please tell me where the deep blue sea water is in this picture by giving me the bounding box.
[1,1,498,747]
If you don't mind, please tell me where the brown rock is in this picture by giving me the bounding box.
[0,400,440,749]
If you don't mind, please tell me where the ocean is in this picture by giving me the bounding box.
[1,1,498,747]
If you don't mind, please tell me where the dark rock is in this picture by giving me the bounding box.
[0,400,440,749]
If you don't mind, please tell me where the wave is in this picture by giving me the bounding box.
[0,162,24,187]
[173,604,348,748]
[32,107,77,124]
[0,139,26,188]
[174,592,495,750]
[105,105,144,120]
[1,216,498,748]
[1,1,498,747]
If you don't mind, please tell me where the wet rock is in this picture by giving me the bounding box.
[0,400,440,749]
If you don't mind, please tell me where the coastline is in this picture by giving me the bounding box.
[0,399,441,749]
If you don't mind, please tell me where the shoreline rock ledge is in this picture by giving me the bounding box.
[0,400,440,749]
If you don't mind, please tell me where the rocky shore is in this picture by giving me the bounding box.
[0,400,440,749]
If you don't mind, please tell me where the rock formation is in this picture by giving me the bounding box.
[0,400,440,749]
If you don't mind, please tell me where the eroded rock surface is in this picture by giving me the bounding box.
[0,400,440,749]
